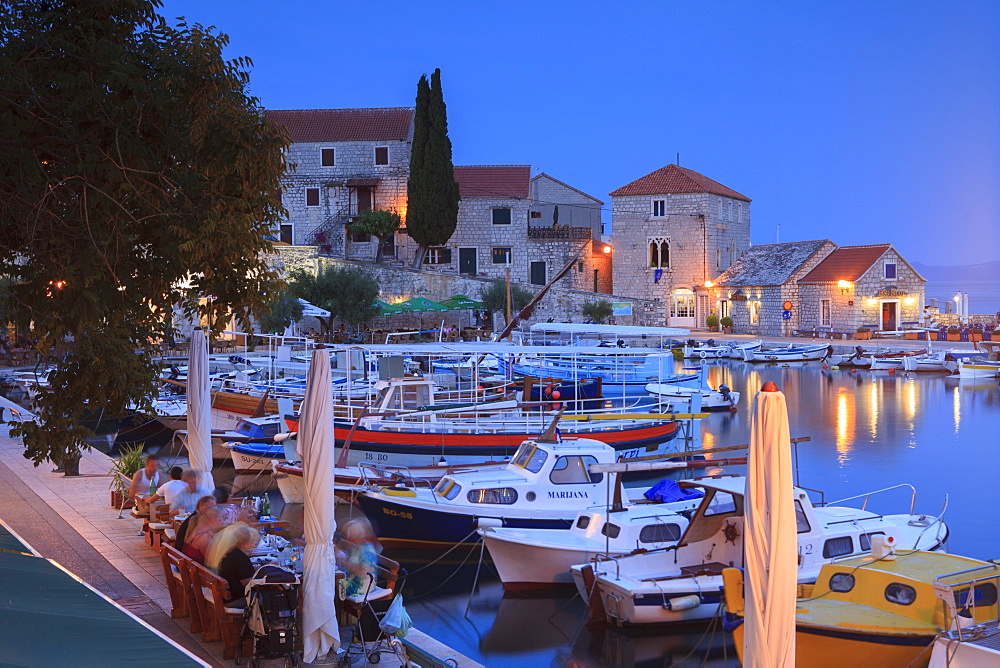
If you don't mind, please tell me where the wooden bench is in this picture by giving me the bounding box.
[188,560,249,659]
[159,544,189,619]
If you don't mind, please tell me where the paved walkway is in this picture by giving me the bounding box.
[0,423,481,667]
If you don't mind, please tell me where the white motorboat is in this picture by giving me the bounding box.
[955,358,1000,378]
[742,343,831,363]
[725,340,764,359]
[480,502,694,590]
[682,341,730,359]
[355,435,705,550]
[644,382,739,412]
[573,476,949,627]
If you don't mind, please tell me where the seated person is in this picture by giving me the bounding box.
[335,518,382,599]
[141,466,185,511]
[206,523,260,608]
[168,469,212,517]
[128,453,163,516]
[175,494,216,552]
[182,506,224,564]
[212,487,242,526]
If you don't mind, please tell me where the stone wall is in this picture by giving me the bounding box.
[279,253,667,330]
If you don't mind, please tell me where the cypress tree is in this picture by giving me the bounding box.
[407,68,460,267]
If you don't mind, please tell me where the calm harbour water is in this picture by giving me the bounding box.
[367,358,1000,667]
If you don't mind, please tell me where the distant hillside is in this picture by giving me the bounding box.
[911,260,1000,282]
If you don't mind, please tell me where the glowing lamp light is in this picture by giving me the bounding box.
[867,299,877,306]
[602,245,612,254]
[904,297,915,305]
[704,281,714,288]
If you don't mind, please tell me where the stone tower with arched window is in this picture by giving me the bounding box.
[608,164,751,328]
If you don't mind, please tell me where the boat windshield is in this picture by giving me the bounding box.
[511,443,548,473]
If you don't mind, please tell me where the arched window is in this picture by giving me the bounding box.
[648,237,670,269]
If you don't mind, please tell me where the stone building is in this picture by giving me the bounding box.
[609,164,751,328]
[529,173,604,239]
[709,240,835,336]
[264,107,414,257]
[797,244,925,333]
[707,241,925,336]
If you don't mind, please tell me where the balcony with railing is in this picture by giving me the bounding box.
[528,226,594,241]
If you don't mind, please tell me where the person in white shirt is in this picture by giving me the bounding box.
[142,466,186,509]
[128,453,163,516]
[169,469,212,517]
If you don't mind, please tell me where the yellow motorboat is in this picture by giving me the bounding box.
[723,546,1000,667]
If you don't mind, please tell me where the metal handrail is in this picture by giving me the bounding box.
[824,483,917,515]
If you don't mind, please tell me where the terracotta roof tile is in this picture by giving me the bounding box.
[716,240,832,287]
[264,108,414,142]
[609,164,750,201]
[798,244,893,283]
[454,165,531,199]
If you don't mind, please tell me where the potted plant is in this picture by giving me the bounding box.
[720,316,734,333]
[854,326,871,340]
[993,329,1000,342]
[706,314,720,331]
[109,444,145,508]
[580,299,614,324]
[946,327,961,342]
[970,327,983,342]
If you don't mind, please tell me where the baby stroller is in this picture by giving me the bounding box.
[235,564,300,667]
[340,566,409,666]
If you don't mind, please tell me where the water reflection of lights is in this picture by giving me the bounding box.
[868,380,879,439]
[906,381,917,420]
[835,389,855,462]
[745,370,762,399]
[953,386,961,433]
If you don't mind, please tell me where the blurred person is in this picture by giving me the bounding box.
[128,453,162,516]
[336,517,382,598]
[206,523,260,607]
[168,469,211,517]
[182,506,224,564]
[174,494,216,552]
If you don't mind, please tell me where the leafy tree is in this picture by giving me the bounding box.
[351,209,401,263]
[287,265,380,336]
[0,1,287,470]
[255,289,305,334]
[479,278,533,316]
[581,299,614,323]
[406,69,459,267]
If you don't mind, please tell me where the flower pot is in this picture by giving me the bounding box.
[904,332,918,340]
[970,332,983,342]
[723,326,733,334]
[854,332,871,340]
[111,491,135,509]
[947,333,960,342]
[61,455,80,477]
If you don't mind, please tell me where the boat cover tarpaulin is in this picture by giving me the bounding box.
[0,549,207,666]
[0,522,32,555]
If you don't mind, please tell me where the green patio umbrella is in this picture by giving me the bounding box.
[439,294,485,310]
[375,300,405,315]
[398,297,449,313]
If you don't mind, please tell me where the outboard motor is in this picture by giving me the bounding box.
[719,384,732,402]
[707,339,715,347]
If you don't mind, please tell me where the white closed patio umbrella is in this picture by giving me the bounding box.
[299,349,339,661]
[186,328,214,490]
[743,381,796,667]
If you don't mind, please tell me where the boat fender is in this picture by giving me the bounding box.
[477,517,503,529]
[382,486,417,497]
[663,595,701,612]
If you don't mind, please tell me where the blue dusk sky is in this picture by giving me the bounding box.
[160,0,999,266]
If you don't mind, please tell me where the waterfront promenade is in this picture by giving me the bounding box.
[0,421,481,667]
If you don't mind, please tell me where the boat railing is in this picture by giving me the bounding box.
[824,483,918,515]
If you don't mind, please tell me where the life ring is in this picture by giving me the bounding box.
[699,351,709,359]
